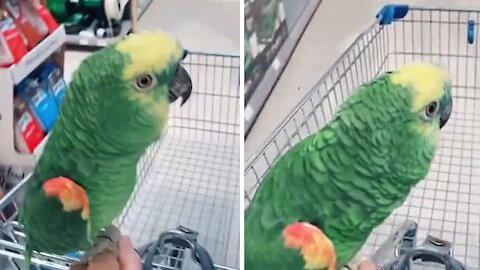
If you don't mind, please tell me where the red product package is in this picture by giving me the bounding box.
[4,0,48,49]
[14,97,45,153]
[34,3,58,33]
[0,16,28,66]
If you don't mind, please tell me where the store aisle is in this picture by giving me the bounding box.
[245,0,480,159]
[64,0,240,82]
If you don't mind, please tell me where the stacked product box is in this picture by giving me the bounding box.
[0,0,58,67]
[0,62,67,197]
[0,0,61,225]
[13,61,67,154]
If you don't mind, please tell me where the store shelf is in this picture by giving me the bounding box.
[10,25,66,85]
[65,0,153,48]
[66,20,131,48]
[0,26,66,168]
[244,0,321,137]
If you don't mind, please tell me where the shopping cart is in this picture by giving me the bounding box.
[245,4,480,270]
[0,51,240,270]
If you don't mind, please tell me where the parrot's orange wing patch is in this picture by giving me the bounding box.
[283,222,337,270]
[43,177,90,220]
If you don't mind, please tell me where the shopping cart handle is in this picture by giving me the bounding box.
[373,219,470,270]
[468,20,476,44]
[138,226,216,270]
[376,248,469,270]
[376,4,410,25]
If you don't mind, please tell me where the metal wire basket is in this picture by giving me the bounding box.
[0,51,240,270]
[245,5,480,270]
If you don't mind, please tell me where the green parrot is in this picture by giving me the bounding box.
[19,31,193,265]
[244,63,453,270]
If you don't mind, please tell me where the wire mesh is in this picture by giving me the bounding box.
[244,7,480,269]
[0,52,240,270]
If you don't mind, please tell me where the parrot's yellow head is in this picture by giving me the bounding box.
[389,63,452,140]
[115,31,192,108]
[66,30,193,150]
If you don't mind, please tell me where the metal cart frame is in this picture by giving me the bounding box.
[245,5,480,269]
[0,51,240,270]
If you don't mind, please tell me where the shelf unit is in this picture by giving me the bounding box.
[0,25,66,169]
[65,0,152,48]
[244,0,321,136]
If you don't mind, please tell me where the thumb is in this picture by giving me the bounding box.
[118,236,142,270]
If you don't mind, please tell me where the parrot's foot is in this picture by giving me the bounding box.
[283,222,337,270]
[80,225,121,264]
[42,177,90,220]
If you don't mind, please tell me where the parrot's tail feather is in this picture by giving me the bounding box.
[24,244,32,268]
[282,222,337,270]
[87,220,93,244]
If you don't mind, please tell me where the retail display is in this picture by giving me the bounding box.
[38,61,67,106]
[244,0,288,102]
[13,96,46,154]
[0,6,65,169]
[4,0,49,48]
[0,3,65,241]
[33,1,59,33]
[0,11,28,66]
[244,0,320,136]
[10,61,66,155]
[0,0,59,67]
[45,0,152,47]
[17,77,59,132]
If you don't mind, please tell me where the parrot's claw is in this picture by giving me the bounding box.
[80,225,121,264]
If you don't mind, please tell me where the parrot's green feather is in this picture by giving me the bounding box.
[24,245,32,268]
[245,64,452,270]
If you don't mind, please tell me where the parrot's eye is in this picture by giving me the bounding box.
[423,101,440,120]
[135,73,157,91]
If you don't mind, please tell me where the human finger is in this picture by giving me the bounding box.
[118,236,141,270]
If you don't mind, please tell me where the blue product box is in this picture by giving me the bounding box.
[17,79,59,132]
[39,62,67,107]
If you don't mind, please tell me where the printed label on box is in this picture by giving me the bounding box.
[52,79,66,96]
[18,111,32,132]
[31,90,47,107]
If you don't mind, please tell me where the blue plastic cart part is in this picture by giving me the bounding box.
[468,20,476,44]
[376,4,410,25]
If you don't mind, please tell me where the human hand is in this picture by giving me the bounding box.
[357,259,377,270]
[70,236,141,270]
[118,236,142,270]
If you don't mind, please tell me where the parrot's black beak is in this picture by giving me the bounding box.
[439,97,452,129]
[168,65,192,106]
